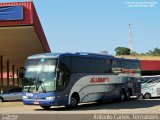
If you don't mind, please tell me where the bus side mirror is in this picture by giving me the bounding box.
[18,67,25,79]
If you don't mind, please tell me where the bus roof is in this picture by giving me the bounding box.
[28,52,139,61]
[28,52,114,59]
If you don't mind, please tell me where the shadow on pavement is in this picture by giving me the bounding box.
[34,98,160,111]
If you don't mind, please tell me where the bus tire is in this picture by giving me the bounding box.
[144,93,151,99]
[126,90,131,101]
[40,106,51,110]
[66,93,79,109]
[137,93,144,99]
[0,97,4,102]
[119,90,126,102]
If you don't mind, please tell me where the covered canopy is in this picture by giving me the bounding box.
[0,1,51,68]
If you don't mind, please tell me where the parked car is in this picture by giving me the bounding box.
[0,87,22,102]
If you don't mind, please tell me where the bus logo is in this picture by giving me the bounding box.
[90,77,109,83]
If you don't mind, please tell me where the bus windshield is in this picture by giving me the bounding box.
[23,58,57,93]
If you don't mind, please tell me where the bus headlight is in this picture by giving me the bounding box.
[46,96,55,100]
[23,96,28,99]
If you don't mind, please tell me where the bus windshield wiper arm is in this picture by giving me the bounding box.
[26,77,35,92]
[35,75,46,93]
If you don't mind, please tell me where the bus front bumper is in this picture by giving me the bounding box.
[22,92,57,106]
[23,99,55,106]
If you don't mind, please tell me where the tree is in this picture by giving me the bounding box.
[130,51,139,56]
[115,47,131,56]
[146,47,160,56]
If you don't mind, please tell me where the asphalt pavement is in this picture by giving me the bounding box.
[0,98,160,120]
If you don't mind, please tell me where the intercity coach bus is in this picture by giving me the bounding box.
[22,52,141,109]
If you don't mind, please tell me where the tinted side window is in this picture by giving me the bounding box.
[84,58,96,73]
[60,57,71,73]
[121,60,131,69]
[112,60,121,73]
[15,88,22,92]
[126,61,132,69]
[71,57,84,73]
[95,59,105,73]
[95,59,112,73]
[132,61,140,69]
[57,57,71,91]
[106,59,112,73]
[121,60,140,70]
[70,57,113,73]
[9,88,22,93]
[9,89,16,93]
[145,77,160,83]
[121,60,125,69]
[155,78,160,82]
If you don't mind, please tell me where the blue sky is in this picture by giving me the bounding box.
[1,0,160,55]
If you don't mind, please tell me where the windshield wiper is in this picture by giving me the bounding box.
[23,77,35,93]
[35,75,46,93]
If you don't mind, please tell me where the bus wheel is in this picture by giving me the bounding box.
[0,97,4,102]
[126,91,131,101]
[144,93,151,99]
[137,93,143,99]
[40,106,51,110]
[119,90,125,102]
[67,94,79,109]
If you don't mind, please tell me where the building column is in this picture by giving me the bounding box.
[17,68,19,87]
[12,65,15,86]
[7,60,9,86]
[0,56,3,93]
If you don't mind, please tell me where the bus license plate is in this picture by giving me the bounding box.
[34,101,39,104]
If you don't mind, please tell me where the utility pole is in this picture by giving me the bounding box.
[129,23,132,51]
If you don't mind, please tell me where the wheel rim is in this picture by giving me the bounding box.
[121,93,125,101]
[145,94,150,99]
[71,98,77,106]
[0,98,3,102]
[139,94,143,99]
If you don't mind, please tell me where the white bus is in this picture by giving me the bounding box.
[22,52,141,109]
